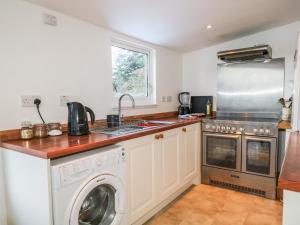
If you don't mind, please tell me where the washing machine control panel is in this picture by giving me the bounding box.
[94,148,126,168]
[54,146,126,187]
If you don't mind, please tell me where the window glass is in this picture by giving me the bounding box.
[112,45,149,97]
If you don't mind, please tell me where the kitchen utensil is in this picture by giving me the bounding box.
[178,105,191,115]
[67,102,95,136]
[178,92,191,115]
[178,92,190,105]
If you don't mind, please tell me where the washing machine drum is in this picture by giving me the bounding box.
[69,175,125,225]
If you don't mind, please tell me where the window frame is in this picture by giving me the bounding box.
[111,38,156,108]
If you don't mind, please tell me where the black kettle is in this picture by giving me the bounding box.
[67,102,95,136]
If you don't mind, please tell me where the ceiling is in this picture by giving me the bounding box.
[25,0,300,52]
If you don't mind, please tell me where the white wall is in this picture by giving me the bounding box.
[0,0,182,130]
[183,21,300,110]
[0,0,182,224]
[0,152,7,225]
[283,190,300,225]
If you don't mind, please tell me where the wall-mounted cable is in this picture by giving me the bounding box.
[34,98,45,124]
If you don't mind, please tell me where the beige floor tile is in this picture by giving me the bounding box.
[243,213,282,225]
[145,185,282,225]
[212,211,248,225]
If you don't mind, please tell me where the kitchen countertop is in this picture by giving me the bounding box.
[0,117,203,159]
[278,131,300,192]
[277,120,292,130]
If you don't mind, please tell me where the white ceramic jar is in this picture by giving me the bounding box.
[282,107,291,121]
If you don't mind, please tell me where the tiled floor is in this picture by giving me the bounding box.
[145,184,282,225]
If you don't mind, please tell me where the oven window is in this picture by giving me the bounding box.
[246,141,271,175]
[206,136,238,169]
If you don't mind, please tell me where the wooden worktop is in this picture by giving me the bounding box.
[278,120,292,130]
[278,131,300,192]
[0,117,203,159]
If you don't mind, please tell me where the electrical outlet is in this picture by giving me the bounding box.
[43,13,57,26]
[60,95,70,106]
[161,96,166,102]
[21,95,41,107]
[167,96,172,102]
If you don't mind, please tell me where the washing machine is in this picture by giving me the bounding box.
[51,145,128,225]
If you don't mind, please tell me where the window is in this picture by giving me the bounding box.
[111,39,156,106]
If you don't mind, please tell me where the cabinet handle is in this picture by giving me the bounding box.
[155,134,160,140]
[159,134,164,139]
[182,128,187,132]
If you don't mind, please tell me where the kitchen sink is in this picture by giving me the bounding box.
[91,120,176,136]
[91,126,144,136]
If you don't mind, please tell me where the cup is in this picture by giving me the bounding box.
[106,115,120,128]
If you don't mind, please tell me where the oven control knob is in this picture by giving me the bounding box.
[221,126,226,131]
[216,125,220,131]
[253,128,258,133]
[239,127,245,133]
[259,129,264,134]
[212,125,216,130]
[265,129,271,134]
[231,127,236,132]
[226,126,231,131]
[205,124,210,129]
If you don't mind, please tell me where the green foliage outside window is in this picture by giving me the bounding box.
[112,46,148,97]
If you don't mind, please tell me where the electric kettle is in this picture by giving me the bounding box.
[67,102,95,136]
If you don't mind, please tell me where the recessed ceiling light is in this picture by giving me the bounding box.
[206,24,213,30]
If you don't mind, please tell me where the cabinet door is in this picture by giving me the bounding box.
[182,124,200,183]
[124,135,159,224]
[158,128,181,200]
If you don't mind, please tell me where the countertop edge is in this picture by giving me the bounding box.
[278,131,300,192]
[0,119,202,159]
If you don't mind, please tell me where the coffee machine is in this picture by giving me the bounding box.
[178,92,191,115]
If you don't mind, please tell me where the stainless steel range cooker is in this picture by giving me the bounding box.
[202,117,279,199]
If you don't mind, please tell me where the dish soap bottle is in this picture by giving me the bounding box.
[206,99,212,116]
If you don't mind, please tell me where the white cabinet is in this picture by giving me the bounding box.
[157,128,181,201]
[123,135,158,224]
[181,124,200,184]
[122,123,201,225]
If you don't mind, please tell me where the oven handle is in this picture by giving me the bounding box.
[203,132,241,140]
[243,135,276,142]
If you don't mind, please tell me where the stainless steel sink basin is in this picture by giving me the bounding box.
[91,120,176,136]
[146,120,176,125]
[92,126,147,136]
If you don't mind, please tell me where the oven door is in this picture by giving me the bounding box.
[203,132,241,171]
[242,136,277,177]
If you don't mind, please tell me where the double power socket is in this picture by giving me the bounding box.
[21,95,70,107]
[161,96,172,103]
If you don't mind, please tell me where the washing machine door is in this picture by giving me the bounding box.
[69,174,125,225]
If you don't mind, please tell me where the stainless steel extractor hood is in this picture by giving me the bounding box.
[217,45,272,62]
